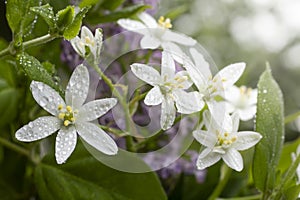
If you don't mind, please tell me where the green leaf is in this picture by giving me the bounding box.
[16,53,63,94]
[63,6,90,40]
[253,66,284,195]
[0,179,18,200]
[6,0,40,39]
[101,0,125,11]
[87,4,150,24]
[79,0,103,8]
[282,185,300,200]
[56,5,75,32]
[278,138,300,174]
[30,4,56,31]
[0,84,19,128]
[36,144,167,200]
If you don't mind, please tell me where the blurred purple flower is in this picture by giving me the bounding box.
[132,0,160,15]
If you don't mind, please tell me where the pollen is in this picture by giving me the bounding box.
[158,16,172,29]
[85,36,95,46]
[57,105,76,127]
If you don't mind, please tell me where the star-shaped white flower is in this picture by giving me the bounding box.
[15,65,118,164]
[118,12,196,63]
[70,26,103,64]
[225,85,258,121]
[184,48,246,121]
[131,51,204,130]
[193,111,262,171]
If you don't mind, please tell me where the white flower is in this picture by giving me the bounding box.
[15,65,118,164]
[184,48,246,121]
[131,51,204,130]
[193,111,262,171]
[117,12,196,63]
[70,26,103,63]
[225,85,258,121]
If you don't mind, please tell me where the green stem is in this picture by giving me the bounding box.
[0,137,30,157]
[99,125,128,137]
[91,63,136,151]
[284,110,300,124]
[208,164,232,200]
[217,194,262,200]
[273,152,300,200]
[135,116,182,149]
[0,34,59,58]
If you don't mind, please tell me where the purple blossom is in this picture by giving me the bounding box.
[132,0,160,15]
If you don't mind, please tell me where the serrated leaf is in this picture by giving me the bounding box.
[56,5,75,32]
[87,4,150,24]
[30,4,56,30]
[16,53,63,95]
[101,0,125,11]
[253,66,284,195]
[63,6,90,40]
[37,143,167,200]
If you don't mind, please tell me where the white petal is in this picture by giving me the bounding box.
[197,149,221,170]
[161,50,175,79]
[77,98,117,122]
[144,86,163,106]
[231,112,240,133]
[65,64,89,109]
[190,48,212,79]
[81,26,94,41]
[162,30,196,46]
[55,126,77,164]
[30,81,65,116]
[193,129,217,148]
[238,106,257,121]
[117,19,148,35]
[173,90,204,114]
[160,97,176,130]
[224,85,241,104]
[203,110,218,131]
[138,12,158,28]
[174,71,193,89]
[214,62,246,89]
[15,116,61,142]
[248,88,258,105]
[207,101,232,131]
[183,55,208,91]
[140,36,161,49]
[130,63,161,86]
[76,122,118,155]
[222,148,243,172]
[162,42,185,64]
[233,131,262,151]
[70,36,85,57]
[94,28,103,59]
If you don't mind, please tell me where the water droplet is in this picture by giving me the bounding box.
[263,89,267,94]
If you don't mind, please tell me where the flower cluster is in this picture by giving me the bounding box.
[15,12,262,172]
[120,12,262,171]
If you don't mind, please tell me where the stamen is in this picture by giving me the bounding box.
[158,16,172,29]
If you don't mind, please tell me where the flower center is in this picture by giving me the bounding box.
[160,75,188,94]
[84,36,95,46]
[158,16,172,29]
[57,104,78,127]
[216,131,237,148]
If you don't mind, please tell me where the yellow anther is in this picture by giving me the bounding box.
[224,132,229,137]
[70,117,75,122]
[231,136,237,142]
[239,86,247,94]
[58,113,65,120]
[158,16,172,29]
[66,106,72,112]
[223,140,229,145]
[221,78,227,82]
[64,120,71,127]
[85,36,95,46]
[177,85,184,89]
[58,104,63,110]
